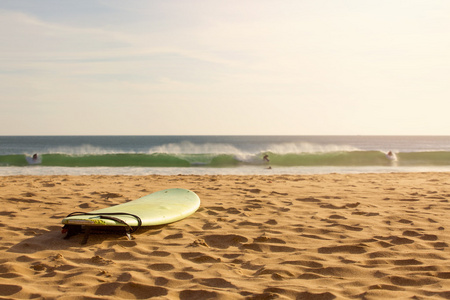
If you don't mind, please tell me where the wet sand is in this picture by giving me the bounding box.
[0,173,449,299]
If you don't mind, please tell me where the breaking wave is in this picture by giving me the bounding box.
[1,144,450,168]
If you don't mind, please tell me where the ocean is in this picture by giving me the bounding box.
[1,135,450,176]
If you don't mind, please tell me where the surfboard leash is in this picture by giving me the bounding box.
[65,212,143,233]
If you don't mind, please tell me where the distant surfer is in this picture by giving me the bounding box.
[32,153,38,161]
[386,151,397,162]
[263,154,272,169]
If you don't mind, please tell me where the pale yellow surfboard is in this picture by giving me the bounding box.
[62,188,200,243]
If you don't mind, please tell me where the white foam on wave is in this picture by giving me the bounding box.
[46,144,126,155]
[266,142,360,154]
[147,141,245,155]
[148,141,361,155]
[40,141,367,159]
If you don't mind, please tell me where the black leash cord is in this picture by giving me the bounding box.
[65,212,142,233]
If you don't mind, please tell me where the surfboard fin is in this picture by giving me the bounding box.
[62,225,91,244]
[62,225,82,240]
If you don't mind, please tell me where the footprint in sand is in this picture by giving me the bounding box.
[392,258,422,266]
[181,252,221,264]
[419,234,438,241]
[237,221,263,227]
[226,208,241,214]
[433,242,448,250]
[96,282,168,298]
[245,199,263,210]
[0,284,22,296]
[21,192,36,197]
[148,263,174,271]
[97,192,123,199]
[155,277,169,286]
[150,251,171,257]
[253,268,294,278]
[117,272,132,282]
[270,191,288,196]
[297,291,336,300]
[245,188,262,194]
[90,255,113,265]
[79,203,90,209]
[389,275,439,286]
[390,236,415,245]
[368,284,405,291]
[179,290,217,300]
[281,260,323,268]
[265,219,277,225]
[329,214,347,220]
[318,244,367,254]
[173,272,194,280]
[296,197,321,203]
[203,234,248,249]
[241,240,296,253]
[199,278,236,289]
[437,272,450,279]
[298,273,325,280]
[0,211,16,217]
[202,222,222,230]
[253,236,285,244]
[164,233,183,240]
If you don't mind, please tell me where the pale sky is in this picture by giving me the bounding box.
[1,0,450,135]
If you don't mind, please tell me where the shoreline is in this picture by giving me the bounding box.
[1,173,449,299]
[2,165,450,177]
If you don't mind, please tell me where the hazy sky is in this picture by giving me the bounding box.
[1,0,449,135]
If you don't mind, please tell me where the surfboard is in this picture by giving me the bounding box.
[62,188,200,243]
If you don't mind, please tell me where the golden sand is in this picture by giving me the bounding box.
[0,173,449,299]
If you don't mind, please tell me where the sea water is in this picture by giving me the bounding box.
[1,135,450,175]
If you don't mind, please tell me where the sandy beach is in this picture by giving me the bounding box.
[0,173,449,299]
